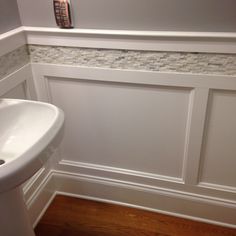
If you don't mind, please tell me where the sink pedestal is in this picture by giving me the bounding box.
[0,187,35,236]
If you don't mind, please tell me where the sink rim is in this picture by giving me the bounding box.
[0,99,64,192]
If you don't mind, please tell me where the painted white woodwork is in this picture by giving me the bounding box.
[199,90,236,189]
[183,88,209,185]
[53,172,236,228]
[0,27,26,57]
[2,26,236,54]
[24,27,236,53]
[29,63,236,227]
[48,77,190,178]
[0,65,35,99]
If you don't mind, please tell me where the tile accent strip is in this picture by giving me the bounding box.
[0,45,30,80]
[29,45,236,76]
[1,45,236,77]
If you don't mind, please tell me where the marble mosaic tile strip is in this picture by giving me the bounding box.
[0,45,30,80]
[29,45,236,76]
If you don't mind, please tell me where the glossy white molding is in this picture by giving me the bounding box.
[57,160,236,204]
[0,27,26,57]
[2,26,236,54]
[22,26,236,38]
[23,168,236,229]
[24,27,236,53]
[53,170,236,229]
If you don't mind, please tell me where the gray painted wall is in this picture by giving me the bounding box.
[0,0,21,34]
[17,0,236,32]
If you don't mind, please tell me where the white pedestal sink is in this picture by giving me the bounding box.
[0,99,64,236]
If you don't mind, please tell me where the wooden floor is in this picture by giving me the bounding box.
[35,195,236,236]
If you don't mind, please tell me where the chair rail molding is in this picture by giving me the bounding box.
[0,27,26,57]
[24,27,236,53]
[2,26,236,54]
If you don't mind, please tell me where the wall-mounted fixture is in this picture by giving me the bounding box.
[53,0,73,28]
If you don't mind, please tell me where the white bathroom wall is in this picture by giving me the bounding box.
[0,0,21,34]
[17,0,236,32]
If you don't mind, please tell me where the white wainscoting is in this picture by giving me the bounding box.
[31,63,236,228]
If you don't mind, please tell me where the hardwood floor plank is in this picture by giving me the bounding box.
[35,195,236,236]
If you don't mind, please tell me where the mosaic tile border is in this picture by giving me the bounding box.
[1,44,236,78]
[28,45,236,76]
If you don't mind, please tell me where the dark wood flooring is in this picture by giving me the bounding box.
[35,195,236,236]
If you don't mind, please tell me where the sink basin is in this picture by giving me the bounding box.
[0,99,64,192]
[0,99,64,236]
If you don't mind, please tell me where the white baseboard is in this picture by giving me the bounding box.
[52,170,236,228]
[25,168,236,229]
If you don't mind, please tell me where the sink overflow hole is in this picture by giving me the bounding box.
[0,159,5,165]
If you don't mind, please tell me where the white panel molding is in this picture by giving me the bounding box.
[0,27,26,57]
[23,167,46,198]
[24,170,56,227]
[31,64,236,94]
[0,64,36,99]
[198,182,236,194]
[58,159,183,187]
[52,170,236,228]
[24,27,236,53]
[57,160,236,202]
[197,89,236,188]
[31,63,236,184]
[31,64,236,190]
[182,88,210,185]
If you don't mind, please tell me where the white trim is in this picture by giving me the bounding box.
[52,171,236,228]
[22,26,236,38]
[1,26,236,54]
[198,182,236,193]
[57,160,236,203]
[24,27,236,53]
[25,170,55,228]
[0,64,33,97]
[23,167,45,194]
[183,88,210,185]
[31,64,236,91]
[0,27,26,57]
[23,168,236,229]
[59,160,182,183]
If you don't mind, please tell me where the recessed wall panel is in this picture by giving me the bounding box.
[48,77,191,178]
[199,90,236,188]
